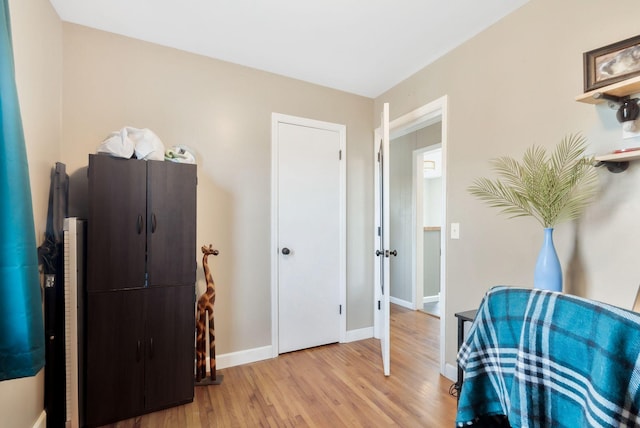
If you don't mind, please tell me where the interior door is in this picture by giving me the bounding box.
[276,119,343,354]
[374,103,391,376]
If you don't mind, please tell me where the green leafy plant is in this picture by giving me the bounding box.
[468,134,598,228]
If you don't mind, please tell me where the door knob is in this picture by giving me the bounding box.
[376,250,383,256]
[282,248,291,255]
[389,250,398,257]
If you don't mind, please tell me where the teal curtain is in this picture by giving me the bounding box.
[0,0,45,380]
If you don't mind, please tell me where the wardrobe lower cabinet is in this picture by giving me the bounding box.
[144,286,195,409]
[84,286,195,427]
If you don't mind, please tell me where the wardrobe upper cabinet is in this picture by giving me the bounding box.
[87,155,197,291]
[88,155,147,291]
[147,160,197,287]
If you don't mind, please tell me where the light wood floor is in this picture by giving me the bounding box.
[101,305,458,427]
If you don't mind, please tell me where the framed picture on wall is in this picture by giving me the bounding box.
[583,34,640,92]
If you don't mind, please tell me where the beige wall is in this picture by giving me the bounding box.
[61,23,374,355]
[3,0,62,426]
[376,0,640,369]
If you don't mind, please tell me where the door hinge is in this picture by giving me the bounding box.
[339,150,342,160]
[377,151,380,162]
[378,300,381,310]
[339,304,342,315]
[377,226,381,237]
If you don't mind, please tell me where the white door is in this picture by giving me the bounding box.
[272,114,346,354]
[374,103,391,376]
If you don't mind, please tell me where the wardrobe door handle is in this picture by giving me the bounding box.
[137,215,143,234]
[151,213,157,233]
[149,337,154,359]
[136,340,141,362]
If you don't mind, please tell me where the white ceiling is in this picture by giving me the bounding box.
[48,0,529,98]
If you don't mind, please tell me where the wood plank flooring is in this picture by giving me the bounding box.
[101,305,457,427]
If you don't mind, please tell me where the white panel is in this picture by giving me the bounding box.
[374,103,391,376]
[63,218,80,428]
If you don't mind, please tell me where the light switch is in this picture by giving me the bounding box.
[451,223,460,239]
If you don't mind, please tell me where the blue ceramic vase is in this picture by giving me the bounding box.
[534,228,562,292]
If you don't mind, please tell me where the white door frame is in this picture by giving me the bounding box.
[270,113,347,357]
[375,95,449,375]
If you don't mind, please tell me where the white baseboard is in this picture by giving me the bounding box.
[390,296,413,309]
[344,327,373,343]
[33,411,46,428]
[213,345,273,370]
[443,363,457,382]
[423,295,439,304]
[207,329,377,372]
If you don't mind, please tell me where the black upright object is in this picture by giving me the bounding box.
[83,155,197,427]
[39,162,69,428]
[454,309,477,402]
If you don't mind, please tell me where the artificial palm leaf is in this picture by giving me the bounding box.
[468,134,598,228]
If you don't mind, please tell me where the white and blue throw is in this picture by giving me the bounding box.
[456,286,640,428]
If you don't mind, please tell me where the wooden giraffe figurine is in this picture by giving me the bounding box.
[196,244,219,383]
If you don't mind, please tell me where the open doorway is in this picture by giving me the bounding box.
[385,96,448,376]
[389,127,442,310]
[415,147,443,318]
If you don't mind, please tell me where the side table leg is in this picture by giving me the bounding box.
[456,316,464,401]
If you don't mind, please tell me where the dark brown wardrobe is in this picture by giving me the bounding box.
[83,154,197,427]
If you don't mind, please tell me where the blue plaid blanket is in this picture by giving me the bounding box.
[456,286,640,428]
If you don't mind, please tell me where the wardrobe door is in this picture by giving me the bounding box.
[144,285,195,410]
[146,160,197,287]
[87,155,147,291]
[85,290,145,426]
